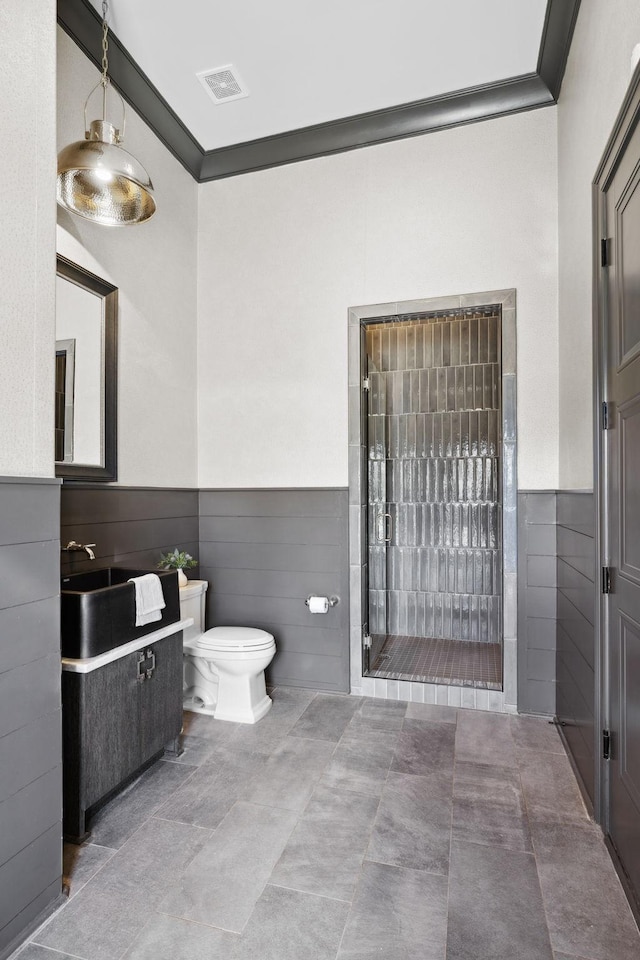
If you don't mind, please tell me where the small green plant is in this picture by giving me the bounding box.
[158,548,197,570]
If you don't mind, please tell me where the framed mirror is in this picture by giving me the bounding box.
[55,255,118,482]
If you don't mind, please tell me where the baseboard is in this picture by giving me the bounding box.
[1,891,67,960]
[603,835,640,931]
[555,718,595,819]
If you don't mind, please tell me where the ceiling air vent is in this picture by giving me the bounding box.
[197,65,248,104]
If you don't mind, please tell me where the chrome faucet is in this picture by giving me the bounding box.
[62,541,96,561]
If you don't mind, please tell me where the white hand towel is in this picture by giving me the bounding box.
[128,573,166,626]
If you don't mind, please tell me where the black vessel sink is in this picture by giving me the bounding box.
[61,567,180,659]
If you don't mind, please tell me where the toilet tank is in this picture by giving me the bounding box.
[179,579,208,643]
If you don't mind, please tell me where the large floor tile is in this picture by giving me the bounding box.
[155,751,266,829]
[123,911,238,959]
[158,801,298,932]
[337,860,448,959]
[452,762,531,852]
[63,841,116,897]
[454,761,523,800]
[452,796,532,853]
[321,728,398,797]
[519,752,588,823]
[234,884,350,960]
[446,840,553,960]
[227,695,318,751]
[34,880,160,960]
[270,784,379,901]
[350,697,408,730]
[245,736,335,811]
[406,702,458,724]
[510,715,565,756]
[181,710,241,741]
[531,819,640,960]
[288,693,362,741]
[553,955,596,960]
[455,710,517,767]
[36,819,211,960]
[87,759,198,848]
[367,771,451,874]
[11,948,78,960]
[391,719,456,777]
[173,733,219,766]
[88,816,211,896]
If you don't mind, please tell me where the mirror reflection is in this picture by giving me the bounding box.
[55,256,118,482]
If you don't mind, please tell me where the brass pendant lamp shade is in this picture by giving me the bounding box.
[57,2,156,226]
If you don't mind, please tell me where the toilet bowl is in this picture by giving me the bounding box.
[179,580,275,724]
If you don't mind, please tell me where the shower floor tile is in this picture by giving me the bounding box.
[368,635,502,689]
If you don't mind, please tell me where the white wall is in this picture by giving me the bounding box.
[0,0,56,478]
[197,108,559,489]
[558,0,640,489]
[57,29,199,487]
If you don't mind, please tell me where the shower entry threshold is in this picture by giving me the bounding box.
[368,635,502,690]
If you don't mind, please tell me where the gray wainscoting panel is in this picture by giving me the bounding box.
[556,491,595,807]
[199,489,350,692]
[517,492,557,715]
[60,485,199,576]
[0,478,62,957]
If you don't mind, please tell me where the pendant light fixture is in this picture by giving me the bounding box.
[57,1,156,226]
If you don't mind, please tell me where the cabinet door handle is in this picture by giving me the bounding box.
[136,649,156,682]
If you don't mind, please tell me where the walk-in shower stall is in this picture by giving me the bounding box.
[361,306,503,690]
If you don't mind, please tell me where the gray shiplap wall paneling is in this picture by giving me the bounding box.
[199,489,350,692]
[0,479,62,958]
[60,485,199,577]
[517,492,557,715]
[556,491,595,806]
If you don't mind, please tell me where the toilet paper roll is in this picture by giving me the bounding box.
[307,595,330,614]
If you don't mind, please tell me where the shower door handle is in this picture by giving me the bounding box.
[377,511,393,542]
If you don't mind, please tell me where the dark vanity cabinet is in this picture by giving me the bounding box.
[62,630,183,842]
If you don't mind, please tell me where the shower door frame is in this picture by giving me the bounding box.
[348,290,518,712]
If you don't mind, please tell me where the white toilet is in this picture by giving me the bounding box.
[179,580,275,724]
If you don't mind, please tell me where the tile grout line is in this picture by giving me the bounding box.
[512,721,557,959]
[443,711,461,960]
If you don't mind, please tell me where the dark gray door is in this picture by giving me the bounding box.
[603,114,640,902]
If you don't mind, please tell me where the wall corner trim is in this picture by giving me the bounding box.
[57,0,580,182]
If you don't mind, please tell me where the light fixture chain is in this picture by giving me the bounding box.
[101,0,109,86]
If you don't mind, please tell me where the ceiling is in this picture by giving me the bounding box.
[58,0,581,181]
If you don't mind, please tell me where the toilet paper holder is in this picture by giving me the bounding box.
[305,595,339,608]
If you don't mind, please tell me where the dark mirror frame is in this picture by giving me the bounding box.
[55,255,118,482]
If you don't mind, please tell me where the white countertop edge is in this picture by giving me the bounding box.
[62,617,194,673]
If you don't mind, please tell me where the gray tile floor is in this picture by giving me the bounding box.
[15,689,640,960]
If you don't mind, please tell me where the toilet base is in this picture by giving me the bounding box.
[215,692,272,724]
[183,690,272,724]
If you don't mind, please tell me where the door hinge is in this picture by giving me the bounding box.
[602,401,613,430]
[601,237,611,267]
[602,566,613,595]
[363,634,372,648]
[362,377,370,392]
[603,729,612,761]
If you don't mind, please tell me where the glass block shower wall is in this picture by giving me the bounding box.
[366,308,502,678]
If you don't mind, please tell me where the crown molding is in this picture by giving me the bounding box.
[57,0,581,182]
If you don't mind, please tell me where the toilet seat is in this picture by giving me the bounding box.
[197,626,275,652]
